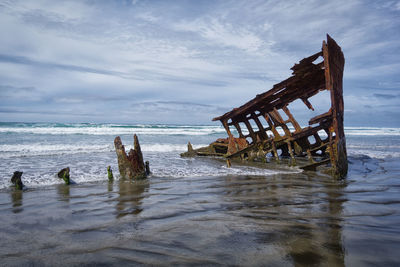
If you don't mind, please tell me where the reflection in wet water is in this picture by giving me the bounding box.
[0,156,399,265]
[115,179,149,218]
[57,184,70,202]
[10,189,23,213]
[107,180,113,193]
[219,173,347,266]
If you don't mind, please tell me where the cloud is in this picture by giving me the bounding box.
[0,84,36,93]
[173,17,266,53]
[0,54,125,77]
[0,0,399,126]
[373,93,400,99]
[130,100,226,112]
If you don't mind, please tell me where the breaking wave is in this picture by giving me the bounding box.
[0,123,399,136]
[0,143,210,158]
[0,123,225,136]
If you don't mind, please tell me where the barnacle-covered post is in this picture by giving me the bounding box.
[11,171,24,190]
[114,134,147,179]
[107,166,114,181]
[57,167,70,185]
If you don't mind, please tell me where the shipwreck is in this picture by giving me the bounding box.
[182,35,348,178]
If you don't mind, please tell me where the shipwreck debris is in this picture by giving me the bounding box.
[145,161,151,176]
[58,167,70,185]
[182,35,348,178]
[11,171,24,190]
[114,134,148,179]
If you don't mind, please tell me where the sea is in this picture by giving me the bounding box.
[1,122,400,266]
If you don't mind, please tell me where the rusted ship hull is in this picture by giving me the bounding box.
[182,35,347,178]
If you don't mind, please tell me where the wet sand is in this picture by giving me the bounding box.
[1,156,400,266]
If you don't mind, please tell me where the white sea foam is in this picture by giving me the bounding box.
[344,127,400,136]
[155,163,301,179]
[0,144,112,158]
[347,145,400,159]
[1,125,398,136]
[0,143,209,158]
[0,160,301,190]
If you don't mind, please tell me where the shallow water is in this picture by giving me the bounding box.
[1,156,399,266]
[1,123,400,266]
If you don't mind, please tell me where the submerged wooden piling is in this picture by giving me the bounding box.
[107,166,114,181]
[57,167,70,185]
[11,171,23,190]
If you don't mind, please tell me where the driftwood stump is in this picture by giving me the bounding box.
[114,134,147,179]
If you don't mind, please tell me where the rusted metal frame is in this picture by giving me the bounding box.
[255,114,280,161]
[233,120,252,142]
[268,77,326,111]
[302,98,315,111]
[301,158,331,171]
[256,78,326,116]
[222,119,233,138]
[290,51,323,73]
[290,123,327,163]
[233,123,245,138]
[271,108,292,137]
[251,113,268,140]
[209,36,347,177]
[263,113,280,137]
[313,132,323,145]
[226,143,255,159]
[291,63,324,78]
[286,140,296,162]
[309,110,332,125]
[260,113,293,160]
[274,69,325,98]
[282,105,301,127]
[227,110,268,144]
[243,119,257,144]
[264,112,282,138]
[323,35,347,178]
[323,40,336,172]
[290,123,325,140]
[214,71,323,124]
[309,140,329,155]
[307,132,326,157]
[212,76,297,122]
[213,60,325,123]
[265,109,293,152]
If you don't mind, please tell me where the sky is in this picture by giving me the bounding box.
[0,0,399,126]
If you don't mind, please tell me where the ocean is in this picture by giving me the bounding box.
[1,122,400,266]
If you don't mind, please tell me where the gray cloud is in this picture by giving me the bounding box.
[0,0,399,126]
[0,84,36,93]
[373,93,400,99]
[0,54,125,77]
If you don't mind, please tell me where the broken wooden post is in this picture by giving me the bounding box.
[114,134,147,179]
[145,161,151,175]
[180,142,197,157]
[57,167,70,185]
[11,171,23,190]
[107,166,114,181]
